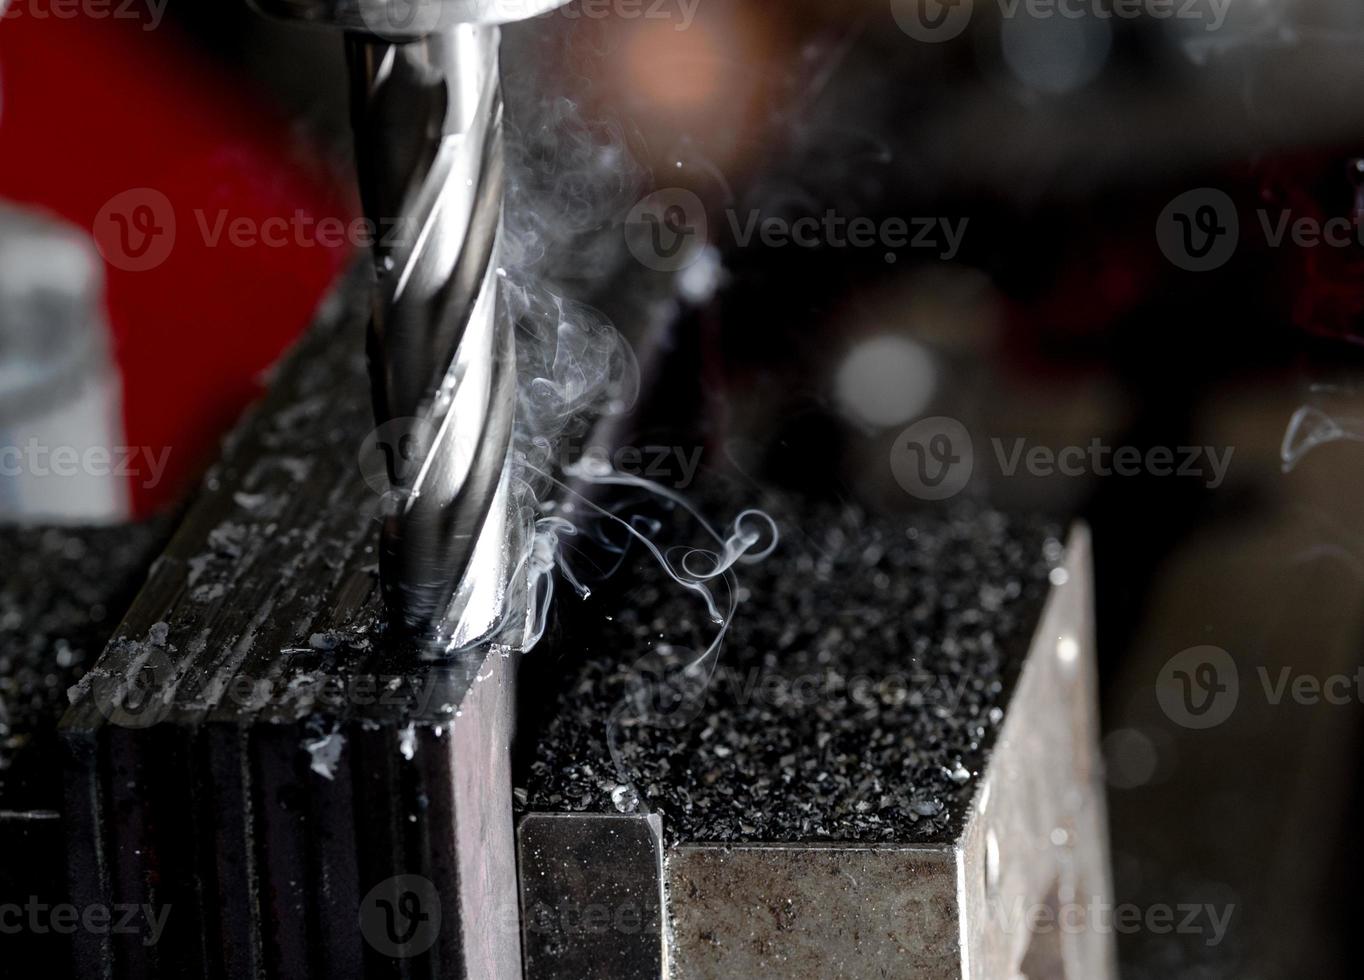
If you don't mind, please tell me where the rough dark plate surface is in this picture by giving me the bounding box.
[517,493,1063,845]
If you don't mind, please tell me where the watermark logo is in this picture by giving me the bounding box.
[624,188,708,272]
[358,417,439,499]
[1157,645,1238,730]
[890,0,974,43]
[89,634,177,729]
[359,874,441,958]
[1155,186,1364,270]
[890,417,975,501]
[1156,189,1239,272]
[359,0,444,40]
[93,188,176,273]
[623,648,712,729]
[891,423,1235,501]
[1157,646,1364,729]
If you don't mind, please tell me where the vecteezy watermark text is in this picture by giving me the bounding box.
[890,418,1235,502]
[542,0,701,30]
[0,897,171,947]
[523,898,660,937]
[92,189,428,274]
[1,0,168,30]
[988,894,1235,947]
[192,211,427,252]
[992,438,1233,489]
[561,438,705,489]
[0,441,171,490]
[90,651,495,729]
[622,187,970,271]
[624,661,987,733]
[891,0,1231,45]
[724,210,968,262]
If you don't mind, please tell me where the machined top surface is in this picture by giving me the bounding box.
[518,493,1064,845]
[59,273,499,740]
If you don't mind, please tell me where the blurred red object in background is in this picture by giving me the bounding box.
[0,8,354,515]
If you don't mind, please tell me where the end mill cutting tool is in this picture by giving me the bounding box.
[252,0,570,645]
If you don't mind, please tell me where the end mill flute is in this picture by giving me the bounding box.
[251,0,570,645]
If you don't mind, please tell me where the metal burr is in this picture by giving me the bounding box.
[252,0,568,646]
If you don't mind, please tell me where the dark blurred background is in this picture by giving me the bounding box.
[6,1,1364,976]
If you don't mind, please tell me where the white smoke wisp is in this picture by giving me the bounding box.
[498,283,641,652]
[520,462,778,804]
[441,27,776,664]
[491,272,780,658]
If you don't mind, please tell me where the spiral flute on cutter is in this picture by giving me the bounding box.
[252,1,572,645]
